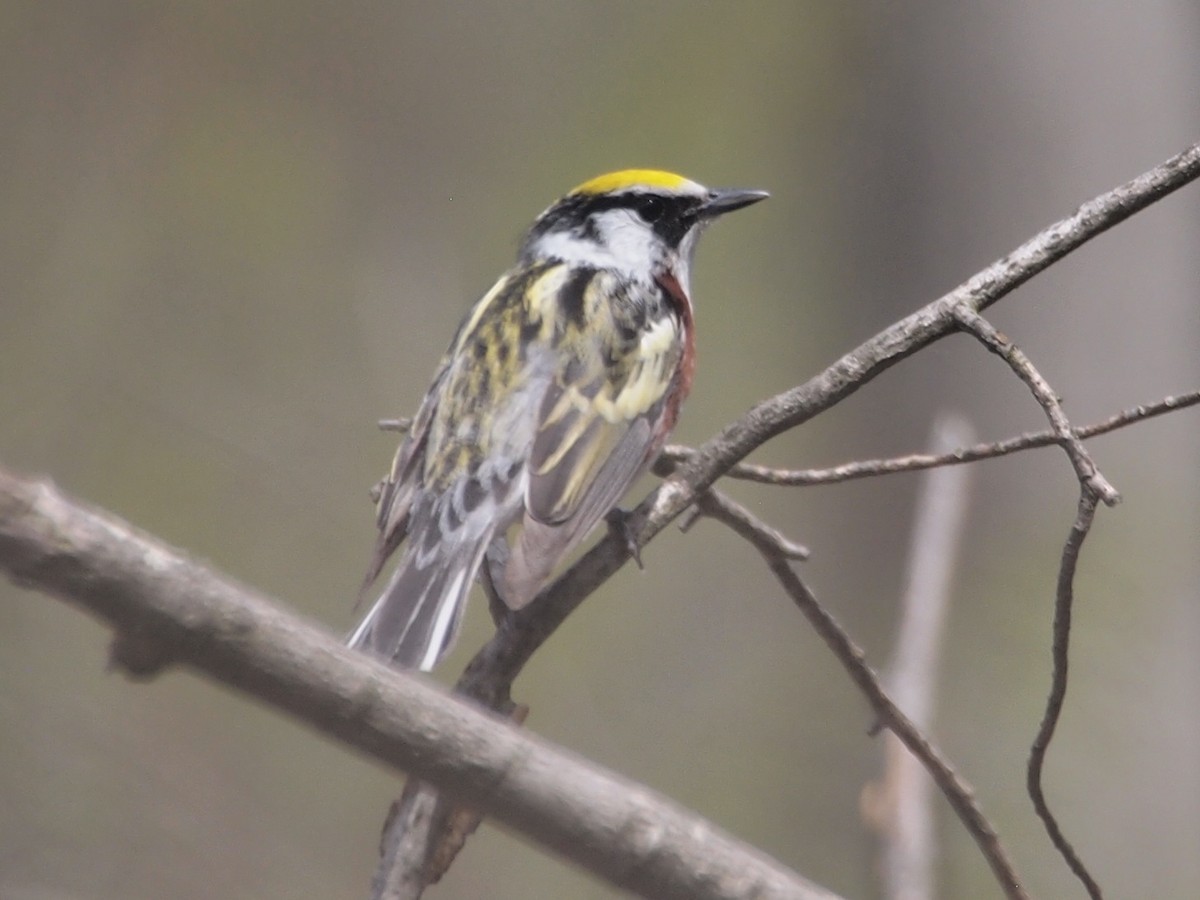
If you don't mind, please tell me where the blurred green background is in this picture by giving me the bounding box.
[2,3,1198,898]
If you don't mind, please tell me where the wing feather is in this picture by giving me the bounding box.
[360,358,451,592]
[501,273,684,605]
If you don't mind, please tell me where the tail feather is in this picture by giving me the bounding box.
[349,532,491,671]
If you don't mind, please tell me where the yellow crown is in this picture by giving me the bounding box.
[569,169,695,196]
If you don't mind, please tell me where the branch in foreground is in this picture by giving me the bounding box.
[377,142,1200,893]
[0,465,841,900]
[662,390,1200,488]
[689,487,1028,900]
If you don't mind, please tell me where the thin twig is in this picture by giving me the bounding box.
[661,390,1200,487]
[690,488,1028,900]
[1027,490,1105,899]
[953,308,1120,505]
[953,310,1112,894]
[685,488,809,560]
[378,417,413,433]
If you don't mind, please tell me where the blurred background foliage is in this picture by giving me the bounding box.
[2,3,1198,898]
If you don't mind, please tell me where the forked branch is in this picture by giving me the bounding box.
[1,141,1198,900]
[378,142,1200,897]
[0,466,840,900]
[688,486,1027,900]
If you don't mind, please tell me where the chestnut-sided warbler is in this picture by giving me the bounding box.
[349,169,767,670]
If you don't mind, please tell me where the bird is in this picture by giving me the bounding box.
[348,169,768,671]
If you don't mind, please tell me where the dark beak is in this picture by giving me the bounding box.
[699,187,770,219]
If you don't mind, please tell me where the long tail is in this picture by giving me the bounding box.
[348,526,492,671]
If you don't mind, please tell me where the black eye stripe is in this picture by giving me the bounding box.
[564,191,694,219]
[523,190,704,254]
[636,196,667,223]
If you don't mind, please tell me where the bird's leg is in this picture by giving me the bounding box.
[481,538,516,628]
[605,506,643,569]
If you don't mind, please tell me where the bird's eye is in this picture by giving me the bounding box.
[636,196,667,223]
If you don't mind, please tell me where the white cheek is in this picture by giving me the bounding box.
[593,209,657,272]
[674,226,703,295]
[527,209,660,277]
[530,230,616,269]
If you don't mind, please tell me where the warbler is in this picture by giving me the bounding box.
[349,169,767,670]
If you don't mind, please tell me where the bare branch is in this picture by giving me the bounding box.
[682,487,810,561]
[0,464,842,900]
[376,142,1200,894]
[459,142,1200,700]
[690,478,1027,900]
[1027,490,1105,899]
[662,390,1200,487]
[949,310,1119,895]
[953,308,1119,504]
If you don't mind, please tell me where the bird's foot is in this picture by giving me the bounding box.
[605,507,643,569]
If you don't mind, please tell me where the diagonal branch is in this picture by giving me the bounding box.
[953,308,1119,505]
[0,464,842,900]
[678,487,810,561]
[466,142,1200,690]
[376,141,1200,895]
[689,484,1027,900]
